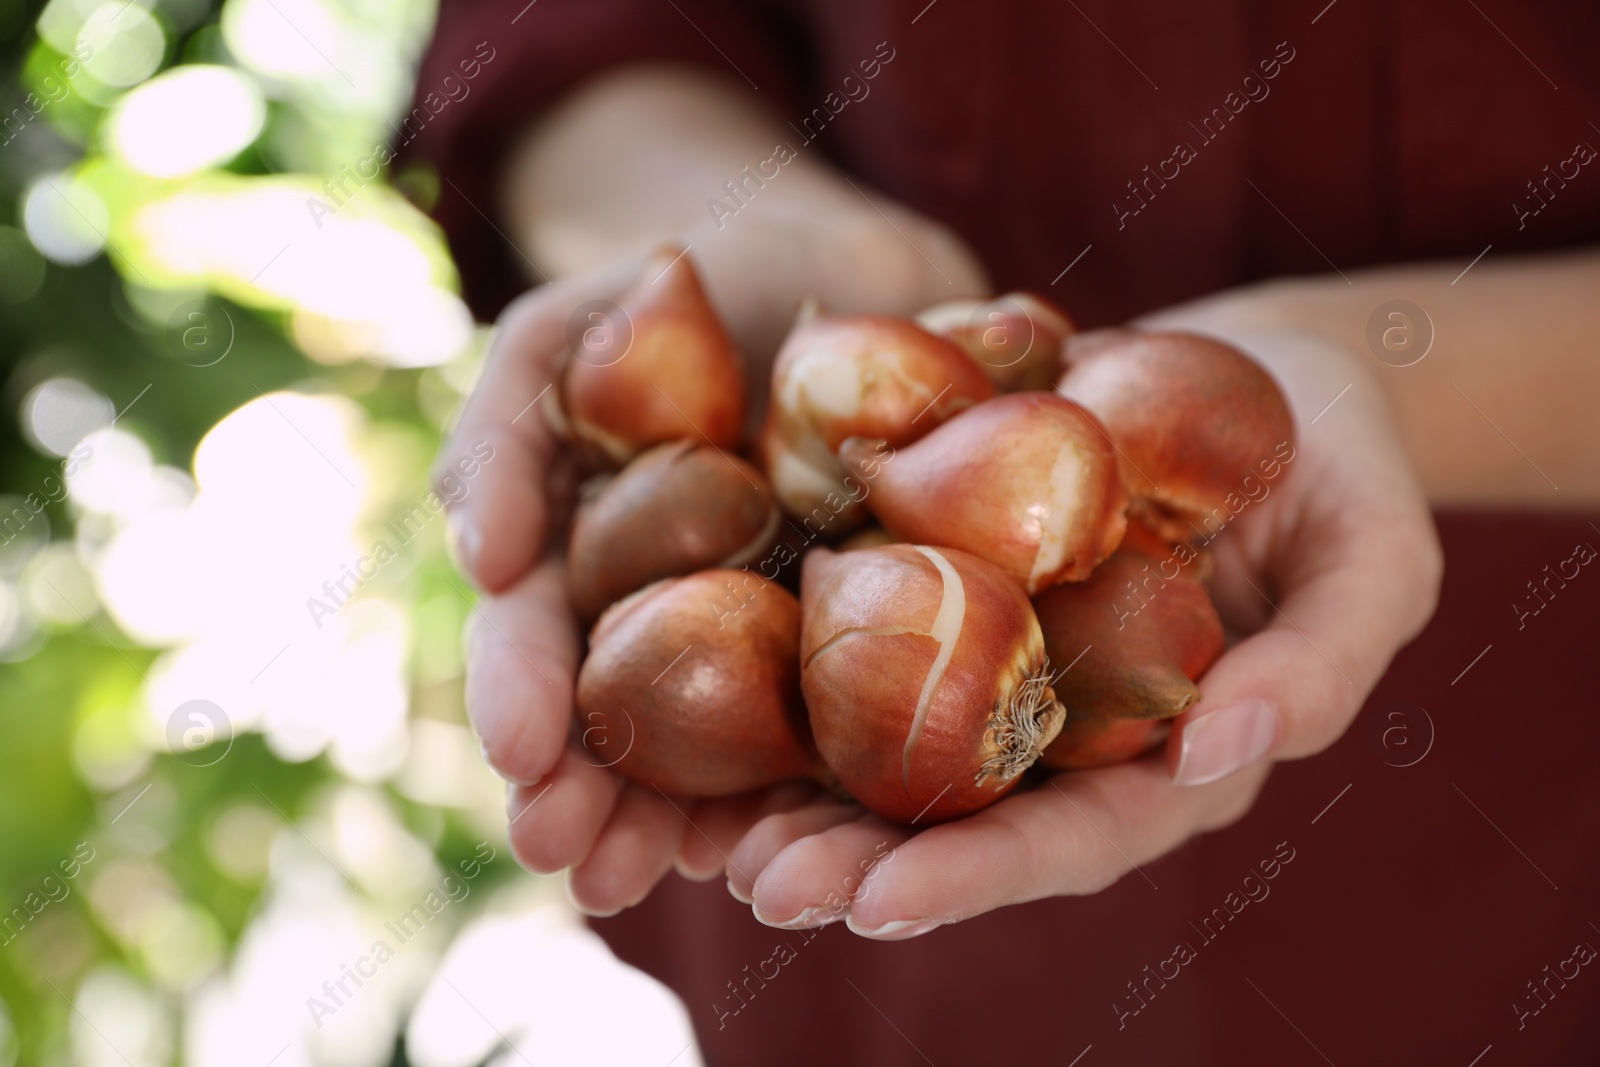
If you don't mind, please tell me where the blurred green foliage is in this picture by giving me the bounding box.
[0,1,516,1063]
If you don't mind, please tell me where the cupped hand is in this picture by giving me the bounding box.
[436,204,986,915]
[723,297,1443,940]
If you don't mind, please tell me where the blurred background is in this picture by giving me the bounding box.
[0,0,700,1063]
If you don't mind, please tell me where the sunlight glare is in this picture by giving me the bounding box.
[110,65,266,178]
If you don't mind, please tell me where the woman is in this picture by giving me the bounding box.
[415,2,1600,1061]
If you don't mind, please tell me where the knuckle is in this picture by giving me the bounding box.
[1036,786,1121,896]
[988,815,1061,897]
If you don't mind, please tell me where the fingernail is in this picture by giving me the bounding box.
[846,916,943,941]
[446,508,480,576]
[1173,698,1279,786]
[726,878,754,905]
[752,902,848,930]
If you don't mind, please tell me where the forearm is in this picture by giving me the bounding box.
[498,64,987,357]
[1140,247,1600,506]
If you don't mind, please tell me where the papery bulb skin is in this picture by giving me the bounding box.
[1033,551,1224,770]
[760,313,994,525]
[545,245,746,466]
[841,392,1128,594]
[916,291,1075,393]
[1057,329,1295,544]
[567,441,781,621]
[772,314,994,452]
[576,571,820,796]
[754,412,870,538]
[799,545,1065,824]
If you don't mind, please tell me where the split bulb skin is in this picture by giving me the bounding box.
[1032,551,1225,770]
[1057,328,1295,544]
[916,291,1075,393]
[566,441,781,621]
[546,244,746,466]
[799,544,1065,824]
[761,313,995,523]
[575,571,822,797]
[756,413,874,531]
[772,314,995,452]
[840,392,1128,595]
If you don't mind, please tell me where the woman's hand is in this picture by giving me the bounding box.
[440,61,1449,928]
[435,83,987,911]
[721,295,1443,938]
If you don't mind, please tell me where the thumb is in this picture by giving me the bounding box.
[437,255,645,592]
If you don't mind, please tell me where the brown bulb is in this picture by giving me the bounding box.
[916,291,1075,393]
[1033,551,1225,770]
[841,392,1128,594]
[1044,718,1169,770]
[1058,329,1295,544]
[576,571,821,796]
[544,245,745,465]
[800,544,1064,824]
[567,441,781,621]
[759,312,994,526]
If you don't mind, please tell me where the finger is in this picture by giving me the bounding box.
[674,783,822,882]
[1197,531,1272,635]
[844,760,1267,939]
[724,799,868,905]
[566,785,688,917]
[436,293,560,592]
[505,746,624,874]
[437,258,644,591]
[1169,491,1441,786]
[464,558,580,785]
[748,815,911,930]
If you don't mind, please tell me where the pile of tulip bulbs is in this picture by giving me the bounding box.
[551,246,1294,825]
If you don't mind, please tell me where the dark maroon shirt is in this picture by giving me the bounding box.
[410,0,1600,325]
[409,5,1600,1064]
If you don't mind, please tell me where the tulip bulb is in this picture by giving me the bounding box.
[1033,551,1225,770]
[1045,718,1170,770]
[576,571,820,796]
[760,312,994,525]
[1119,517,1215,585]
[755,414,866,534]
[544,245,745,465]
[567,441,781,621]
[916,291,1075,393]
[800,544,1065,824]
[841,393,1128,594]
[1057,329,1295,544]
